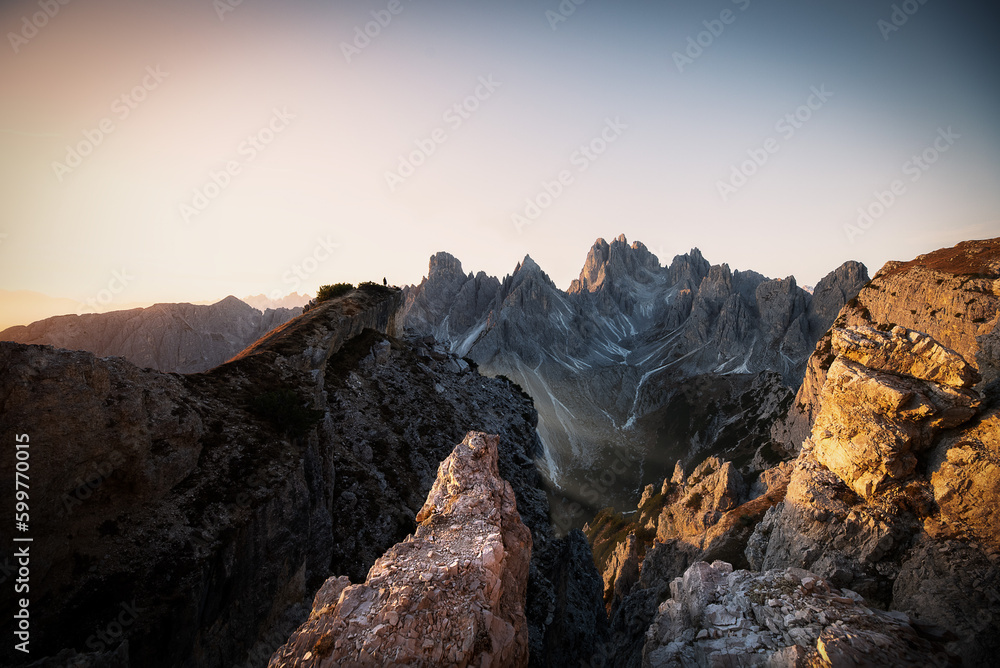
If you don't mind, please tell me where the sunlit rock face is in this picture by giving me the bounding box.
[402,236,867,520]
[773,237,1000,454]
[268,432,532,668]
[748,315,1000,666]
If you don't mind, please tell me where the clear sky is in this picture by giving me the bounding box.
[1,0,998,311]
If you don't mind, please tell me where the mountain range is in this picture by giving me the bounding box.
[0,296,302,374]
[401,235,869,516]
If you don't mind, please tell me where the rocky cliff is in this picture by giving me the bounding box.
[773,238,1000,454]
[0,296,301,374]
[402,236,868,518]
[747,318,999,665]
[268,432,531,668]
[0,284,605,668]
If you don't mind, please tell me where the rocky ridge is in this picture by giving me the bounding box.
[0,296,302,374]
[0,284,605,668]
[268,432,531,668]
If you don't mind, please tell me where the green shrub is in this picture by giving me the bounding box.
[249,389,323,437]
[316,283,353,303]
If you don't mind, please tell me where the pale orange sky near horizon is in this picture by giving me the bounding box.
[1,0,998,315]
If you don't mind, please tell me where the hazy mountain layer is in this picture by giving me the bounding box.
[0,296,301,373]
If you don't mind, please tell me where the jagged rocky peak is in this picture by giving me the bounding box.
[569,234,661,294]
[428,250,467,280]
[268,432,532,668]
[400,251,500,342]
[665,247,711,287]
[502,254,560,297]
[807,260,870,338]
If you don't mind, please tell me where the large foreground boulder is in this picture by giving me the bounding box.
[268,432,532,667]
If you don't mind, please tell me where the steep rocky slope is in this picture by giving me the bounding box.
[0,284,605,668]
[747,321,1000,666]
[268,432,532,668]
[0,296,301,374]
[402,236,868,518]
[773,238,1000,453]
[583,456,793,666]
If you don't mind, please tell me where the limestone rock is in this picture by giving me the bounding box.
[811,351,980,500]
[832,325,981,388]
[602,533,641,613]
[928,407,1000,552]
[268,432,532,668]
[775,238,1000,454]
[641,561,955,667]
[748,285,1000,665]
[656,458,746,545]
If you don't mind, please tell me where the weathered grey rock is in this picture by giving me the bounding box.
[642,561,955,667]
[893,535,1000,668]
